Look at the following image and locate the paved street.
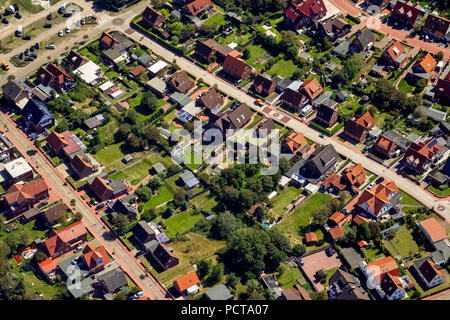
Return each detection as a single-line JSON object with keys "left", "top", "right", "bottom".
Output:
{"left": 118, "top": 24, "right": 450, "bottom": 221}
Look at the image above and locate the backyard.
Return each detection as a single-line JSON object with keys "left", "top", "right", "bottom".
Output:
{"left": 267, "top": 59, "right": 298, "bottom": 78}
{"left": 153, "top": 210, "right": 205, "bottom": 238}
{"left": 270, "top": 186, "right": 303, "bottom": 216}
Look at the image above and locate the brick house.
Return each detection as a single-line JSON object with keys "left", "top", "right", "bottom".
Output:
{"left": 284, "top": 0, "right": 327, "bottom": 29}
{"left": 343, "top": 112, "right": 375, "bottom": 143}
{"left": 142, "top": 6, "right": 166, "bottom": 27}
{"left": 222, "top": 54, "right": 252, "bottom": 80}
{"left": 402, "top": 138, "right": 443, "bottom": 174}
{"left": 381, "top": 41, "right": 408, "bottom": 68}
{"left": 253, "top": 74, "right": 277, "bottom": 96}
{"left": 315, "top": 104, "right": 338, "bottom": 128}
{"left": 423, "top": 14, "right": 450, "bottom": 42}
{"left": 36, "top": 63, "right": 74, "bottom": 92}
{"left": 3, "top": 178, "right": 49, "bottom": 217}
{"left": 195, "top": 39, "right": 233, "bottom": 63}
{"left": 43, "top": 221, "right": 88, "bottom": 258}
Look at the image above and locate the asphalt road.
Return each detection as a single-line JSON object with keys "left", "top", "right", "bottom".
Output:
{"left": 119, "top": 24, "right": 450, "bottom": 221}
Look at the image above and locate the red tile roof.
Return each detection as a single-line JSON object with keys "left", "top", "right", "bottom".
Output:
{"left": 186, "top": 0, "right": 213, "bottom": 16}
{"left": 423, "top": 14, "right": 450, "bottom": 38}
{"left": 366, "top": 256, "right": 400, "bottom": 284}
{"left": 174, "top": 271, "right": 200, "bottom": 292}
{"left": 38, "top": 258, "right": 58, "bottom": 273}
{"left": 380, "top": 272, "right": 404, "bottom": 297}
{"left": 329, "top": 211, "right": 345, "bottom": 225}
{"left": 100, "top": 32, "right": 119, "bottom": 49}
{"left": 89, "top": 177, "right": 113, "bottom": 200}
{"left": 47, "top": 131, "right": 81, "bottom": 156}
{"left": 299, "top": 78, "right": 324, "bottom": 100}
{"left": 415, "top": 53, "right": 437, "bottom": 74}
{"left": 403, "top": 138, "right": 442, "bottom": 172}
{"left": 129, "top": 65, "right": 146, "bottom": 77}
{"left": 4, "top": 178, "right": 49, "bottom": 207}
{"left": 284, "top": 131, "right": 309, "bottom": 154}
{"left": 353, "top": 214, "right": 370, "bottom": 225}
{"left": 392, "top": 1, "right": 423, "bottom": 25}
{"left": 419, "top": 218, "right": 448, "bottom": 243}
{"left": 223, "top": 54, "right": 252, "bottom": 80}
{"left": 384, "top": 41, "right": 405, "bottom": 62}
{"left": 322, "top": 173, "right": 347, "bottom": 191}
{"left": 357, "top": 180, "right": 399, "bottom": 218}
{"left": 305, "top": 232, "right": 318, "bottom": 243}
{"left": 82, "top": 244, "right": 110, "bottom": 271}
{"left": 44, "top": 221, "right": 87, "bottom": 257}
{"left": 342, "top": 163, "right": 366, "bottom": 187}
{"left": 329, "top": 226, "right": 345, "bottom": 240}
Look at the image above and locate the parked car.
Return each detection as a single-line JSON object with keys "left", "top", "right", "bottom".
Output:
{"left": 58, "top": 30, "right": 63, "bottom": 37}
{"left": 24, "top": 49, "right": 29, "bottom": 56}
{"left": 44, "top": 23, "right": 52, "bottom": 28}
{"left": 22, "top": 35, "right": 30, "bottom": 40}
{"left": 65, "top": 26, "right": 70, "bottom": 33}
{"left": 80, "top": 18, "right": 85, "bottom": 25}
{"left": 29, "top": 46, "right": 34, "bottom": 52}
{"left": 15, "top": 12, "right": 21, "bottom": 19}
{"left": 25, "top": 56, "right": 34, "bottom": 61}
{"left": 297, "top": 258, "right": 304, "bottom": 266}
{"left": 96, "top": 203, "right": 105, "bottom": 210}
{"left": 2, "top": 18, "right": 9, "bottom": 24}
{"left": 132, "top": 292, "right": 144, "bottom": 299}
{"left": 46, "top": 44, "right": 56, "bottom": 49}
{"left": 34, "top": 43, "right": 39, "bottom": 49}
{"left": 30, "top": 53, "right": 37, "bottom": 59}
{"left": 19, "top": 52, "right": 23, "bottom": 59}
{"left": 375, "top": 177, "right": 385, "bottom": 184}
{"left": 63, "top": 12, "right": 72, "bottom": 18}
{"left": 47, "top": 13, "right": 53, "bottom": 20}
{"left": 38, "top": 201, "right": 48, "bottom": 207}
{"left": 368, "top": 181, "right": 375, "bottom": 189}
{"left": 73, "top": 246, "right": 83, "bottom": 253}
{"left": 326, "top": 247, "right": 334, "bottom": 257}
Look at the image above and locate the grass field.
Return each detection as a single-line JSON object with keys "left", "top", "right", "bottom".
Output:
{"left": 362, "top": 246, "right": 385, "bottom": 263}
{"left": 267, "top": 59, "right": 298, "bottom": 78}
{"left": 189, "top": 191, "right": 218, "bottom": 212}
{"left": 399, "top": 190, "right": 423, "bottom": 206}
{"left": 277, "top": 266, "right": 303, "bottom": 289}
{"left": 398, "top": 79, "right": 414, "bottom": 93}
{"left": 142, "top": 184, "right": 174, "bottom": 210}
{"left": 427, "top": 184, "right": 450, "bottom": 197}
{"left": 204, "top": 12, "right": 227, "bottom": 28}
{"left": 271, "top": 186, "right": 303, "bottom": 216}
{"left": 143, "top": 232, "right": 225, "bottom": 285}
{"left": 388, "top": 227, "right": 422, "bottom": 258}
{"left": 154, "top": 210, "right": 205, "bottom": 238}
{"left": 277, "top": 193, "right": 331, "bottom": 243}
{"left": 244, "top": 45, "right": 267, "bottom": 67}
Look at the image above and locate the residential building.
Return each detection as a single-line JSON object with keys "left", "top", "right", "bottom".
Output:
{"left": 3, "top": 178, "right": 49, "bottom": 217}
{"left": 0, "top": 134, "right": 14, "bottom": 163}
{"left": 253, "top": 74, "right": 277, "bottom": 96}
{"left": 148, "top": 60, "right": 168, "bottom": 77}
{"left": 2, "top": 80, "right": 31, "bottom": 106}
{"left": 70, "top": 153, "right": 94, "bottom": 179}
{"left": 305, "top": 232, "right": 318, "bottom": 245}
{"left": 88, "top": 176, "right": 128, "bottom": 201}
{"left": 281, "top": 285, "right": 311, "bottom": 300}
{"left": 413, "top": 258, "right": 445, "bottom": 288}
{"left": 356, "top": 180, "right": 401, "bottom": 219}
{"left": 173, "top": 271, "right": 201, "bottom": 296}
{"left": 21, "top": 99, "right": 55, "bottom": 131}
{"left": 328, "top": 226, "right": 345, "bottom": 241}
{"left": 195, "top": 39, "right": 233, "bottom": 62}
{"left": 328, "top": 268, "right": 370, "bottom": 300}
{"left": 128, "top": 65, "right": 146, "bottom": 79}
{"left": 222, "top": 54, "right": 252, "bottom": 80}
{"left": 36, "top": 63, "right": 74, "bottom": 91}
{"left": 328, "top": 211, "right": 345, "bottom": 227}
{"left": 43, "top": 221, "right": 88, "bottom": 258}
{"left": 434, "top": 69, "right": 450, "bottom": 103}
{"left": 282, "top": 131, "right": 311, "bottom": 157}
{"left": 47, "top": 130, "right": 83, "bottom": 158}
{"left": 146, "top": 240, "right": 179, "bottom": 271}
{"left": 183, "top": 0, "right": 213, "bottom": 16}
{"left": 101, "top": 33, "right": 133, "bottom": 65}
{"left": 178, "top": 171, "right": 200, "bottom": 189}
{"left": 373, "top": 130, "right": 412, "bottom": 158}
{"left": 142, "top": 6, "right": 166, "bottom": 27}
{"left": 133, "top": 220, "right": 156, "bottom": 247}
{"left": 99, "top": 32, "right": 120, "bottom": 50}
{"left": 406, "top": 53, "right": 437, "bottom": 83}
{"left": 206, "top": 102, "right": 253, "bottom": 137}
{"left": 419, "top": 218, "right": 448, "bottom": 244}
{"left": 390, "top": 1, "right": 424, "bottom": 28}
{"left": 146, "top": 77, "right": 167, "bottom": 98}
{"left": 381, "top": 41, "right": 408, "bottom": 68}
{"left": 315, "top": 104, "right": 338, "bottom": 128}
{"left": 343, "top": 112, "right": 375, "bottom": 143}
{"left": 66, "top": 50, "right": 87, "bottom": 69}
{"left": 96, "top": 267, "right": 128, "bottom": 294}
{"left": 38, "top": 258, "right": 58, "bottom": 282}
{"left": 3, "top": 157, "right": 33, "bottom": 183}
{"left": 85, "top": 114, "right": 104, "bottom": 130}
{"left": 316, "top": 14, "right": 351, "bottom": 41}
{"left": 299, "top": 78, "right": 323, "bottom": 100}
{"left": 351, "top": 29, "right": 375, "bottom": 52}
{"left": 284, "top": 0, "right": 327, "bottom": 29}
{"left": 40, "top": 203, "right": 66, "bottom": 227}
{"left": 363, "top": 0, "right": 391, "bottom": 11}
{"left": 422, "top": 14, "right": 450, "bottom": 42}
{"left": 204, "top": 284, "right": 234, "bottom": 300}
{"left": 402, "top": 138, "right": 443, "bottom": 174}
{"left": 197, "top": 89, "right": 223, "bottom": 116}
{"left": 380, "top": 272, "right": 406, "bottom": 300}
{"left": 342, "top": 163, "right": 366, "bottom": 190}
{"left": 166, "top": 71, "right": 195, "bottom": 93}
{"left": 108, "top": 197, "right": 137, "bottom": 220}
{"left": 302, "top": 144, "right": 338, "bottom": 182}
{"left": 281, "top": 88, "right": 307, "bottom": 112}
{"left": 81, "top": 244, "right": 111, "bottom": 274}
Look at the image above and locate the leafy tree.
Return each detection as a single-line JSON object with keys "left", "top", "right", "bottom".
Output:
{"left": 415, "top": 79, "right": 427, "bottom": 93}
{"left": 338, "top": 191, "right": 352, "bottom": 205}
{"left": 280, "top": 30, "right": 300, "bottom": 57}
{"left": 226, "top": 273, "right": 238, "bottom": 289}
{"left": 206, "top": 263, "right": 224, "bottom": 286}
{"left": 141, "top": 208, "right": 157, "bottom": 222}
{"left": 112, "top": 214, "right": 129, "bottom": 229}
{"left": 136, "top": 186, "right": 152, "bottom": 202}
{"left": 0, "top": 242, "right": 11, "bottom": 258}
{"left": 254, "top": 206, "right": 265, "bottom": 222}
{"left": 239, "top": 189, "right": 254, "bottom": 210}
{"left": 436, "top": 51, "right": 444, "bottom": 61}
{"left": 173, "top": 188, "right": 187, "bottom": 207}
{"left": 140, "top": 91, "right": 158, "bottom": 114}
{"left": 147, "top": 177, "right": 161, "bottom": 191}
{"left": 197, "top": 259, "right": 212, "bottom": 279}
{"left": 357, "top": 222, "right": 371, "bottom": 240}
{"left": 168, "top": 21, "right": 184, "bottom": 37}
{"left": 279, "top": 157, "right": 290, "bottom": 175}
{"left": 292, "top": 243, "right": 306, "bottom": 257}
{"left": 311, "top": 290, "right": 328, "bottom": 300}
{"left": 0, "top": 274, "right": 25, "bottom": 300}
{"left": 212, "top": 211, "right": 242, "bottom": 240}
{"left": 151, "top": 0, "right": 166, "bottom": 10}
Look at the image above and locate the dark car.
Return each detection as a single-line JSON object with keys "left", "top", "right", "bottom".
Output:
{"left": 15, "top": 12, "right": 21, "bottom": 19}
{"left": 30, "top": 53, "right": 37, "bottom": 59}
{"left": 34, "top": 43, "right": 39, "bottom": 49}
{"left": 375, "top": 177, "right": 385, "bottom": 184}
{"left": 58, "top": 7, "right": 65, "bottom": 14}
{"left": 47, "top": 13, "right": 53, "bottom": 20}
{"left": 44, "top": 23, "right": 52, "bottom": 28}
{"left": 325, "top": 247, "right": 334, "bottom": 257}
{"left": 24, "top": 49, "right": 29, "bottom": 56}
{"left": 63, "top": 12, "right": 72, "bottom": 17}
{"left": 2, "top": 18, "right": 9, "bottom": 24}
{"left": 22, "top": 35, "right": 30, "bottom": 40}
{"left": 24, "top": 57, "right": 33, "bottom": 61}
{"left": 30, "top": 46, "right": 35, "bottom": 52}
{"left": 96, "top": 203, "right": 106, "bottom": 210}
{"left": 19, "top": 52, "right": 23, "bottom": 59}
{"left": 38, "top": 201, "right": 48, "bottom": 208}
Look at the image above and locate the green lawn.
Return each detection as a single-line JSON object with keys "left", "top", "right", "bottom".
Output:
{"left": 94, "top": 142, "right": 127, "bottom": 166}
{"left": 323, "top": 267, "right": 339, "bottom": 288}
{"left": 184, "top": 150, "right": 203, "bottom": 171}
{"left": 389, "top": 227, "right": 422, "bottom": 258}
{"left": 277, "top": 193, "right": 332, "bottom": 243}
{"left": 216, "top": 31, "right": 252, "bottom": 47}
{"left": 189, "top": 191, "right": 218, "bottom": 212}
{"left": 362, "top": 246, "right": 385, "bottom": 263}
{"left": 398, "top": 79, "right": 414, "bottom": 93}
{"left": 142, "top": 184, "right": 174, "bottom": 210}
{"left": 277, "top": 266, "right": 303, "bottom": 289}
{"left": 399, "top": 190, "right": 423, "bottom": 206}
{"left": 154, "top": 210, "right": 205, "bottom": 238}
{"left": 267, "top": 59, "right": 298, "bottom": 78}
{"left": 204, "top": 12, "right": 227, "bottom": 28}
{"left": 245, "top": 45, "right": 267, "bottom": 67}
{"left": 271, "top": 186, "right": 303, "bottom": 216}
{"left": 427, "top": 184, "right": 450, "bottom": 197}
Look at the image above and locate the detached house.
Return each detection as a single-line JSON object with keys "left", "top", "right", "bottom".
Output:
{"left": 329, "top": 268, "right": 370, "bottom": 300}
{"left": 418, "top": 217, "right": 450, "bottom": 268}
{"left": 222, "top": 54, "right": 252, "bottom": 80}
{"left": 173, "top": 271, "right": 201, "bottom": 296}
{"left": 4, "top": 178, "right": 49, "bottom": 217}
{"left": 380, "top": 273, "right": 407, "bottom": 300}
{"left": 81, "top": 244, "right": 111, "bottom": 274}
{"left": 281, "top": 88, "right": 307, "bottom": 112}
{"left": 99, "top": 32, "right": 120, "bottom": 50}
{"left": 284, "top": 0, "right": 327, "bottom": 30}
{"left": 343, "top": 112, "right": 375, "bottom": 143}
{"left": 315, "top": 104, "right": 338, "bottom": 128}
{"left": 373, "top": 130, "right": 412, "bottom": 158}
{"left": 356, "top": 180, "right": 401, "bottom": 219}
{"left": 302, "top": 144, "right": 338, "bottom": 182}
{"left": 3, "top": 81, "right": 31, "bottom": 107}
{"left": 21, "top": 99, "right": 55, "bottom": 131}
{"left": 197, "top": 89, "right": 223, "bottom": 116}
{"left": 316, "top": 15, "right": 351, "bottom": 41}
{"left": 70, "top": 153, "right": 94, "bottom": 179}
{"left": 406, "top": 52, "right": 437, "bottom": 83}
{"left": 282, "top": 131, "right": 311, "bottom": 157}
{"left": 299, "top": 78, "right": 323, "bottom": 101}
{"left": 43, "top": 221, "right": 87, "bottom": 258}
{"left": 147, "top": 240, "right": 179, "bottom": 271}
{"left": 402, "top": 138, "right": 443, "bottom": 174}
{"left": 434, "top": 69, "right": 450, "bottom": 103}
{"left": 206, "top": 102, "right": 253, "bottom": 138}
{"left": 253, "top": 74, "right": 277, "bottom": 96}
{"left": 351, "top": 29, "right": 375, "bottom": 52}
{"left": 36, "top": 63, "right": 74, "bottom": 92}
{"left": 47, "top": 130, "right": 82, "bottom": 158}
{"left": 195, "top": 39, "right": 233, "bottom": 63}
{"left": 381, "top": 41, "right": 408, "bottom": 68}
{"left": 323, "top": 163, "right": 366, "bottom": 194}
{"left": 423, "top": 14, "right": 450, "bottom": 42}
{"left": 390, "top": 1, "right": 424, "bottom": 29}
{"left": 166, "top": 71, "right": 195, "bottom": 93}
{"left": 142, "top": 6, "right": 166, "bottom": 27}
{"left": 88, "top": 176, "right": 128, "bottom": 202}
{"left": 413, "top": 258, "right": 445, "bottom": 288}
{"left": 133, "top": 220, "right": 156, "bottom": 247}
{"left": 183, "top": 0, "right": 213, "bottom": 16}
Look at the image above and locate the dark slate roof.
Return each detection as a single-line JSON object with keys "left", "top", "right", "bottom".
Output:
{"left": 97, "top": 268, "right": 128, "bottom": 293}
{"left": 316, "top": 104, "right": 337, "bottom": 122}
{"left": 307, "top": 144, "right": 338, "bottom": 174}
{"left": 21, "top": 99, "right": 55, "bottom": 127}
{"left": 111, "top": 198, "right": 137, "bottom": 216}
{"left": 380, "top": 130, "right": 412, "bottom": 151}
{"left": 354, "top": 29, "right": 375, "bottom": 48}
{"left": 285, "top": 157, "right": 306, "bottom": 178}
{"left": 133, "top": 220, "right": 155, "bottom": 244}
{"left": 204, "top": 284, "right": 234, "bottom": 300}
{"left": 3, "top": 81, "right": 30, "bottom": 100}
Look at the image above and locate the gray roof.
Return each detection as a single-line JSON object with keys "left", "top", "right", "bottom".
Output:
{"left": 179, "top": 170, "right": 199, "bottom": 188}
{"left": 336, "top": 90, "right": 349, "bottom": 101}
{"left": 68, "top": 277, "right": 94, "bottom": 299}
{"left": 152, "top": 162, "right": 166, "bottom": 174}
{"left": 97, "top": 268, "right": 128, "bottom": 293}
{"left": 305, "top": 144, "right": 338, "bottom": 176}
{"left": 333, "top": 40, "right": 350, "bottom": 56}
{"left": 426, "top": 107, "right": 447, "bottom": 122}
{"left": 110, "top": 179, "right": 128, "bottom": 194}
{"left": 380, "top": 130, "right": 412, "bottom": 151}
{"left": 204, "top": 284, "right": 234, "bottom": 300}
{"left": 433, "top": 239, "right": 450, "bottom": 261}
{"left": 354, "top": 29, "right": 375, "bottom": 49}
{"left": 138, "top": 53, "right": 154, "bottom": 66}
{"left": 312, "top": 91, "right": 333, "bottom": 106}
{"left": 326, "top": 62, "right": 338, "bottom": 72}
{"left": 146, "top": 77, "right": 167, "bottom": 94}
{"left": 169, "top": 92, "right": 193, "bottom": 107}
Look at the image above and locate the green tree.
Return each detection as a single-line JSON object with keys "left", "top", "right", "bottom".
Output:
{"left": 136, "top": 186, "right": 153, "bottom": 202}
{"left": 206, "top": 263, "right": 224, "bottom": 286}
{"left": 173, "top": 188, "right": 187, "bottom": 207}
{"left": 254, "top": 206, "right": 265, "bottom": 222}
{"left": 197, "top": 259, "right": 212, "bottom": 280}
{"left": 292, "top": 243, "right": 306, "bottom": 257}
{"left": 226, "top": 273, "right": 238, "bottom": 289}
{"left": 357, "top": 222, "right": 371, "bottom": 240}
{"left": 112, "top": 214, "right": 129, "bottom": 229}
{"left": 168, "top": 21, "right": 184, "bottom": 37}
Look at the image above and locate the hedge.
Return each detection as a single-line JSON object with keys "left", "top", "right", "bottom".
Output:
{"left": 346, "top": 14, "right": 360, "bottom": 24}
